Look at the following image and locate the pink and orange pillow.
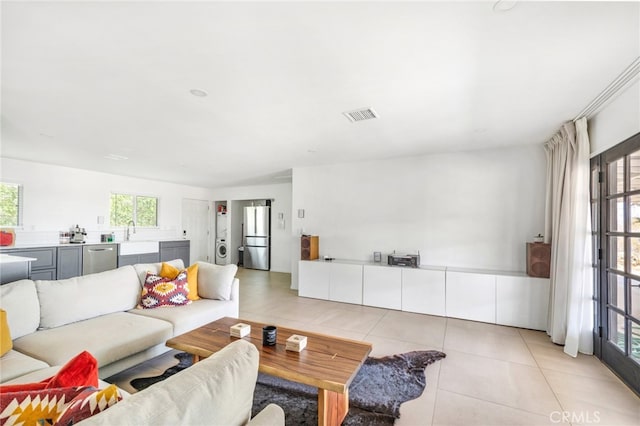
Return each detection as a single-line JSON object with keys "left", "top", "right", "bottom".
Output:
{"left": 137, "top": 270, "right": 191, "bottom": 309}
{"left": 159, "top": 262, "right": 199, "bottom": 300}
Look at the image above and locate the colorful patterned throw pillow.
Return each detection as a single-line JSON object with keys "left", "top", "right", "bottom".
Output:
{"left": 137, "top": 271, "right": 191, "bottom": 309}
{"left": 0, "top": 386, "right": 87, "bottom": 426}
{"left": 55, "top": 384, "right": 122, "bottom": 425}
{"left": 160, "top": 262, "right": 200, "bottom": 301}
{"left": 0, "top": 385, "right": 122, "bottom": 426}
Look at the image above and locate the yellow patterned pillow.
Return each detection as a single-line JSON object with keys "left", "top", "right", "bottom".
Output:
{"left": 1, "top": 309, "right": 12, "bottom": 357}
{"left": 160, "top": 262, "right": 200, "bottom": 300}
{"left": 55, "top": 384, "right": 122, "bottom": 424}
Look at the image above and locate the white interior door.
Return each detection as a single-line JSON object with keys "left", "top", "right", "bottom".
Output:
{"left": 182, "top": 198, "right": 210, "bottom": 262}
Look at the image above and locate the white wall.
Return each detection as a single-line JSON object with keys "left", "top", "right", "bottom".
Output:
{"left": 291, "top": 144, "right": 546, "bottom": 288}
{"left": 0, "top": 158, "right": 212, "bottom": 245}
{"left": 590, "top": 79, "right": 640, "bottom": 156}
{"left": 211, "top": 183, "right": 292, "bottom": 274}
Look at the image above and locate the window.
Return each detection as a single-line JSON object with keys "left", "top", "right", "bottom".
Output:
{"left": 0, "top": 182, "right": 23, "bottom": 227}
{"left": 110, "top": 193, "right": 158, "bottom": 227}
{"left": 593, "top": 131, "right": 640, "bottom": 395}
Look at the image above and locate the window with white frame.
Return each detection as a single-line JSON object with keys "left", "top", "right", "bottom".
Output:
{"left": 0, "top": 182, "right": 23, "bottom": 227}
{"left": 110, "top": 193, "right": 158, "bottom": 227}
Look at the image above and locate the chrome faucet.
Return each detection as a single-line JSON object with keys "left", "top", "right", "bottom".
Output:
{"left": 125, "top": 220, "right": 136, "bottom": 241}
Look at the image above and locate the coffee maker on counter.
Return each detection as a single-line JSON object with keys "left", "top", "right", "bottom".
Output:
{"left": 70, "top": 224, "right": 86, "bottom": 244}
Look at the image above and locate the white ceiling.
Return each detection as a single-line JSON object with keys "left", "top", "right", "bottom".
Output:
{"left": 1, "top": 1, "right": 639, "bottom": 188}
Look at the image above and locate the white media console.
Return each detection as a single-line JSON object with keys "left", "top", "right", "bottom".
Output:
{"left": 298, "top": 259, "right": 550, "bottom": 331}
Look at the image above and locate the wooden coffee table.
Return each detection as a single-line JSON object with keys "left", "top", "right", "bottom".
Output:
{"left": 166, "top": 317, "right": 372, "bottom": 426}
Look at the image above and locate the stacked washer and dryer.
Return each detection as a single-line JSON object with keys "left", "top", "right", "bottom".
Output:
{"left": 215, "top": 209, "right": 228, "bottom": 265}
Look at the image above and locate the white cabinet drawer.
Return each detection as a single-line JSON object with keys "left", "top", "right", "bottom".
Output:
{"left": 363, "top": 265, "right": 402, "bottom": 310}
{"left": 329, "top": 263, "right": 363, "bottom": 304}
{"left": 298, "top": 261, "right": 330, "bottom": 300}
{"left": 496, "top": 276, "right": 549, "bottom": 330}
{"left": 402, "top": 268, "right": 446, "bottom": 316}
{"left": 446, "top": 271, "right": 496, "bottom": 323}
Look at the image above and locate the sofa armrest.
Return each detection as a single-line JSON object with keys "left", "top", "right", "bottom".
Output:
{"left": 231, "top": 277, "right": 239, "bottom": 302}
{"left": 249, "top": 404, "right": 285, "bottom": 425}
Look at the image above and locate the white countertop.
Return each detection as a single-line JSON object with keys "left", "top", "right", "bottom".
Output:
{"left": 0, "top": 254, "right": 37, "bottom": 264}
{"left": 306, "top": 258, "right": 529, "bottom": 276}
{"left": 0, "top": 239, "right": 187, "bottom": 250}
{"left": 310, "top": 258, "right": 447, "bottom": 271}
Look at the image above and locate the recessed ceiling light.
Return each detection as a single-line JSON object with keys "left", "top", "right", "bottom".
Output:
{"left": 343, "top": 107, "right": 378, "bottom": 123}
{"left": 493, "top": 1, "right": 518, "bottom": 13}
{"left": 189, "top": 89, "right": 208, "bottom": 97}
{"left": 104, "top": 154, "right": 129, "bottom": 161}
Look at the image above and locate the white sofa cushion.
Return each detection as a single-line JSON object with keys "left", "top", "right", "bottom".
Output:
{"left": 35, "top": 266, "right": 140, "bottom": 329}
{"left": 0, "top": 349, "right": 49, "bottom": 383}
{"left": 196, "top": 262, "right": 237, "bottom": 300}
{"left": 78, "top": 340, "right": 260, "bottom": 426}
{"left": 13, "top": 312, "right": 173, "bottom": 367}
{"left": 128, "top": 298, "right": 238, "bottom": 336}
{"left": 0, "top": 279, "right": 40, "bottom": 339}
{"left": 133, "top": 259, "right": 184, "bottom": 286}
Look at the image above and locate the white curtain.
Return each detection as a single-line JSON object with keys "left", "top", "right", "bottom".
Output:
{"left": 544, "top": 117, "right": 594, "bottom": 357}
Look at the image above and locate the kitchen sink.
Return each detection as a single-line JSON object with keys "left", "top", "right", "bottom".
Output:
{"left": 119, "top": 240, "right": 159, "bottom": 255}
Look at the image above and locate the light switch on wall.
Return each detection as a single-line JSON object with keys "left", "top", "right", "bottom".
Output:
{"left": 298, "top": 209, "right": 305, "bottom": 218}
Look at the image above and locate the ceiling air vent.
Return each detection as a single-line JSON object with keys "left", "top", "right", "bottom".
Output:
{"left": 343, "top": 107, "right": 378, "bottom": 123}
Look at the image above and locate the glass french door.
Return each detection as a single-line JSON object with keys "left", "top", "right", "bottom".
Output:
{"left": 594, "top": 131, "right": 640, "bottom": 395}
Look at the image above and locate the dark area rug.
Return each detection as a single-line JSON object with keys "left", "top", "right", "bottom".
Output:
{"left": 131, "top": 350, "right": 446, "bottom": 425}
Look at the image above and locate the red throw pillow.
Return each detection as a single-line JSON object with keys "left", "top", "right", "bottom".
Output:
{"left": 0, "top": 351, "right": 98, "bottom": 393}
{"left": 47, "top": 350, "right": 99, "bottom": 389}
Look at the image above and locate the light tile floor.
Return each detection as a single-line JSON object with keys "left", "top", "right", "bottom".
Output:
{"left": 108, "top": 268, "right": 640, "bottom": 425}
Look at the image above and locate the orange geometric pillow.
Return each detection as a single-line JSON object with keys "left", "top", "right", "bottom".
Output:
{"left": 137, "top": 271, "right": 191, "bottom": 309}
{"left": 0, "top": 385, "right": 122, "bottom": 426}
{"left": 160, "top": 262, "right": 200, "bottom": 300}
{"left": 55, "top": 384, "right": 122, "bottom": 425}
{"left": 0, "top": 386, "right": 87, "bottom": 426}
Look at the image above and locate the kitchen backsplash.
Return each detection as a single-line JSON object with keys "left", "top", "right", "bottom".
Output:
{"left": 11, "top": 227, "right": 183, "bottom": 246}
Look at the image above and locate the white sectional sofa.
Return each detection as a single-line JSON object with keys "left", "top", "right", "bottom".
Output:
{"left": 0, "top": 259, "right": 239, "bottom": 384}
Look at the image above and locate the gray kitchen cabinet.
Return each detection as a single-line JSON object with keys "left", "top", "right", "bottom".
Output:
{"left": 57, "top": 246, "right": 82, "bottom": 279}
{"left": 159, "top": 240, "right": 190, "bottom": 265}
{"left": 118, "top": 253, "right": 160, "bottom": 267}
{"left": 29, "top": 269, "right": 56, "bottom": 280}
{"left": 5, "top": 247, "right": 57, "bottom": 280}
{"left": 139, "top": 253, "right": 160, "bottom": 263}
{"left": 0, "top": 257, "right": 33, "bottom": 284}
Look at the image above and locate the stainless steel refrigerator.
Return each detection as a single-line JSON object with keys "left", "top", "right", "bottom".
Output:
{"left": 243, "top": 205, "right": 270, "bottom": 270}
